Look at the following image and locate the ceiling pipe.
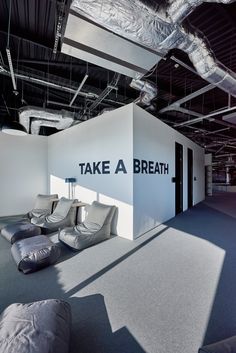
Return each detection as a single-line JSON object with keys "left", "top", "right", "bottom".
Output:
{"left": 171, "top": 106, "right": 203, "bottom": 118}
{"left": 47, "top": 100, "right": 83, "bottom": 110}
{"left": 159, "top": 84, "right": 215, "bottom": 114}
{"left": 204, "top": 127, "right": 230, "bottom": 135}
{"left": 174, "top": 106, "right": 236, "bottom": 127}
{"left": 215, "top": 153, "right": 236, "bottom": 158}
{"left": 0, "top": 66, "right": 125, "bottom": 107}
{"left": 205, "top": 142, "right": 229, "bottom": 148}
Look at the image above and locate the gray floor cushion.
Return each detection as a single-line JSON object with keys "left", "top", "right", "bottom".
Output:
{"left": 0, "top": 299, "right": 71, "bottom": 353}
{"left": 1, "top": 221, "right": 41, "bottom": 244}
{"left": 11, "top": 235, "right": 61, "bottom": 274}
{"left": 199, "top": 336, "right": 236, "bottom": 353}
{"left": 59, "top": 201, "right": 116, "bottom": 250}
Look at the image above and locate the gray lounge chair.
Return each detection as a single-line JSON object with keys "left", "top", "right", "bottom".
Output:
{"left": 59, "top": 201, "right": 116, "bottom": 250}
{"left": 27, "top": 193, "right": 58, "bottom": 219}
{"left": 1, "top": 194, "right": 58, "bottom": 242}
{"left": 31, "top": 197, "right": 77, "bottom": 234}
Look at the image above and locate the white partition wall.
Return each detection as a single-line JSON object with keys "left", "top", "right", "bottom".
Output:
{"left": 0, "top": 104, "right": 204, "bottom": 238}
{"left": 133, "top": 105, "right": 205, "bottom": 238}
{"left": 48, "top": 103, "right": 205, "bottom": 240}
{"left": 0, "top": 133, "right": 48, "bottom": 216}
{"left": 48, "top": 104, "right": 134, "bottom": 239}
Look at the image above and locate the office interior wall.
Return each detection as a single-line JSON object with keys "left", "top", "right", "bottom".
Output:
{"left": 0, "top": 133, "right": 48, "bottom": 216}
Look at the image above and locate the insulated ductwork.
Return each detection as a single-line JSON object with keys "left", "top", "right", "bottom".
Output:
{"left": 19, "top": 106, "right": 74, "bottom": 135}
{"left": 99, "top": 107, "right": 115, "bottom": 115}
{"left": 130, "top": 79, "right": 157, "bottom": 107}
{"left": 71, "top": 0, "right": 236, "bottom": 97}
{"left": 167, "top": 0, "right": 235, "bottom": 23}
{"left": 70, "top": 0, "right": 173, "bottom": 56}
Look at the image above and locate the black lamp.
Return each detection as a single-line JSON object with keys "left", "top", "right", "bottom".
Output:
{"left": 65, "top": 178, "right": 77, "bottom": 183}
{"left": 1, "top": 120, "right": 27, "bottom": 136}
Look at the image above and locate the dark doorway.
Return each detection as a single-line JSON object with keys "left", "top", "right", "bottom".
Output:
{"left": 188, "top": 148, "right": 193, "bottom": 208}
{"left": 175, "top": 142, "right": 183, "bottom": 215}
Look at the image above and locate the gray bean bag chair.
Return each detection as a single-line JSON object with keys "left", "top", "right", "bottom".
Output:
{"left": 199, "top": 336, "right": 236, "bottom": 353}
{"left": 0, "top": 194, "right": 58, "bottom": 233}
{"left": 11, "top": 235, "right": 61, "bottom": 274}
{"left": 1, "top": 221, "right": 41, "bottom": 244}
{"left": 0, "top": 299, "right": 71, "bottom": 353}
{"left": 31, "top": 197, "right": 77, "bottom": 234}
{"left": 59, "top": 201, "right": 116, "bottom": 250}
{"left": 27, "top": 193, "right": 58, "bottom": 219}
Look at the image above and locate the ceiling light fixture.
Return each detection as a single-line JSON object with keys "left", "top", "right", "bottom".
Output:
{"left": 6, "top": 0, "right": 17, "bottom": 95}
{"left": 69, "top": 73, "right": 89, "bottom": 106}
{"left": 6, "top": 47, "right": 17, "bottom": 93}
{"left": 1, "top": 0, "right": 27, "bottom": 136}
{"left": 1, "top": 120, "right": 27, "bottom": 136}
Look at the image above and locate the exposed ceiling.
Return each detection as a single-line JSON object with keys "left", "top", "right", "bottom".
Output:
{"left": 0, "top": 0, "right": 236, "bottom": 170}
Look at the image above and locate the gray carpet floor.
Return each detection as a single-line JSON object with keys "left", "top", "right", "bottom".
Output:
{"left": 1, "top": 192, "right": 236, "bottom": 353}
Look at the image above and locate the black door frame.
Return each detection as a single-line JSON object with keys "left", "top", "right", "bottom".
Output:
{"left": 187, "top": 148, "right": 193, "bottom": 208}
{"left": 175, "top": 142, "right": 183, "bottom": 215}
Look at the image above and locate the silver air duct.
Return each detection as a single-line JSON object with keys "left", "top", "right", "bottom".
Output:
{"left": 71, "top": 0, "right": 173, "bottom": 56}
{"left": 130, "top": 79, "right": 157, "bottom": 106}
{"left": 19, "top": 106, "right": 74, "bottom": 135}
{"left": 167, "top": 0, "right": 235, "bottom": 23}
{"left": 71, "top": 0, "right": 236, "bottom": 97}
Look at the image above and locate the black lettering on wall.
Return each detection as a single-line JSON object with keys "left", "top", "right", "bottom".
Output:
{"left": 164, "top": 164, "right": 169, "bottom": 174}
{"left": 134, "top": 159, "right": 141, "bottom": 173}
{"left": 159, "top": 162, "right": 164, "bottom": 174}
{"left": 79, "top": 163, "right": 85, "bottom": 174}
{"left": 85, "top": 163, "right": 92, "bottom": 174}
{"left": 79, "top": 159, "right": 169, "bottom": 175}
{"left": 93, "top": 161, "right": 101, "bottom": 174}
{"left": 155, "top": 162, "right": 160, "bottom": 174}
{"left": 141, "top": 160, "right": 148, "bottom": 174}
{"left": 149, "top": 161, "right": 154, "bottom": 174}
{"left": 102, "top": 161, "right": 110, "bottom": 174}
{"left": 115, "top": 159, "right": 127, "bottom": 174}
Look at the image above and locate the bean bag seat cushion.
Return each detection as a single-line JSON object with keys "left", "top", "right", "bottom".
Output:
{"left": 0, "top": 299, "right": 71, "bottom": 353}
{"left": 11, "top": 235, "right": 61, "bottom": 274}
{"left": 31, "top": 197, "right": 77, "bottom": 234}
{"left": 1, "top": 221, "right": 41, "bottom": 244}
{"left": 59, "top": 201, "right": 116, "bottom": 250}
{"left": 199, "top": 336, "right": 236, "bottom": 352}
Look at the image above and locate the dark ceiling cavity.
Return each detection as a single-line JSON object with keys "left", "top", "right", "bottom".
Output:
{"left": 0, "top": 0, "right": 236, "bottom": 169}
